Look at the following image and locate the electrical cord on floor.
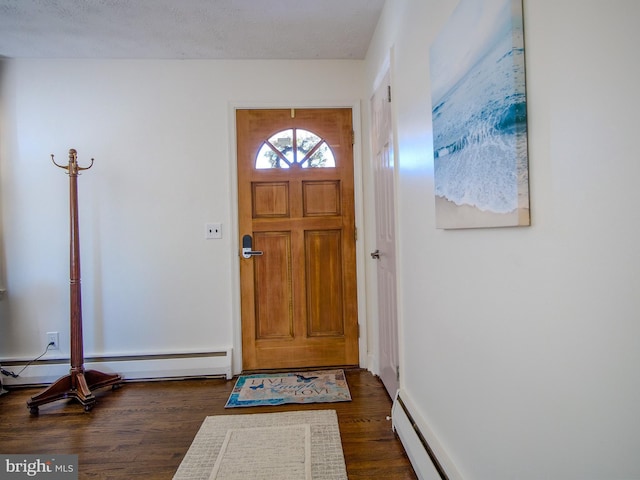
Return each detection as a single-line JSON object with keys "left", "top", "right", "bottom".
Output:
{"left": 0, "top": 342, "right": 55, "bottom": 378}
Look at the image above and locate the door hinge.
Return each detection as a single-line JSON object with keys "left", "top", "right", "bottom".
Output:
{"left": 354, "top": 226, "right": 358, "bottom": 241}
{"left": 396, "top": 365, "right": 400, "bottom": 381}
{"left": 351, "top": 130, "right": 355, "bottom": 145}
{"left": 387, "top": 85, "right": 392, "bottom": 103}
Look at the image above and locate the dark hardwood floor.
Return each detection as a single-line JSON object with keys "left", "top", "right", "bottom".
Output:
{"left": 0, "top": 369, "right": 417, "bottom": 479}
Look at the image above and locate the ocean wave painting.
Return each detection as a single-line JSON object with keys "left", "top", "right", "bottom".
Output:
{"left": 430, "top": 0, "right": 530, "bottom": 229}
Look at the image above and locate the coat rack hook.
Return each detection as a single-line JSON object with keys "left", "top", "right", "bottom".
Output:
{"left": 51, "top": 149, "right": 95, "bottom": 174}
{"left": 51, "top": 153, "right": 67, "bottom": 170}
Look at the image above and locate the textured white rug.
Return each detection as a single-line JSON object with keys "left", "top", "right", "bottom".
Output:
{"left": 173, "top": 410, "right": 348, "bottom": 480}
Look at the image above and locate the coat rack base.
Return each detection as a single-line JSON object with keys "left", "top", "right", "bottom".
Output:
{"left": 27, "top": 369, "right": 123, "bottom": 414}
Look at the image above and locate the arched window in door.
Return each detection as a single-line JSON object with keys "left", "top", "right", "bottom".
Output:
{"left": 256, "top": 128, "right": 336, "bottom": 169}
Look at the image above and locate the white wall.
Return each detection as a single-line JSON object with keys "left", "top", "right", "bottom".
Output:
{"left": 3, "top": 1, "right": 640, "bottom": 476}
{"left": 365, "top": 0, "right": 640, "bottom": 478}
{"left": 0, "top": 59, "right": 366, "bottom": 372}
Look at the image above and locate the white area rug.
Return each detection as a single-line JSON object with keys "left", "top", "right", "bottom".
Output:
{"left": 173, "top": 410, "right": 348, "bottom": 480}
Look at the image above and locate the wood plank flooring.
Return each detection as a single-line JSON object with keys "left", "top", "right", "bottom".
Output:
{"left": 0, "top": 369, "right": 417, "bottom": 479}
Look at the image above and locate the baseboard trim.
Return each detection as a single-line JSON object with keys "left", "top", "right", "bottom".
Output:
{"left": 1, "top": 349, "right": 233, "bottom": 386}
{"left": 392, "top": 391, "right": 462, "bottom": 480}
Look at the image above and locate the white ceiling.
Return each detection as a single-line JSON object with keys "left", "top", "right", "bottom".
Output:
{"left": 0, "top": 0, "right": 386, "bottom": 60}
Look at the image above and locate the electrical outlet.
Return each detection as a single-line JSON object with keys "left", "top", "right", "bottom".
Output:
{"left": 46, "top": 331, "right": 59, "bottom": 350}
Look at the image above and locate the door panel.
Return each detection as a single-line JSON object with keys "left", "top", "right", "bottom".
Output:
{"left": 254, "top": 231, "right": 292, "bottom": 339}
{"left": 237, "top": 108, "right": 358, "bottom": 371}
{"left": 303, "top": 181, "right": 341, "bottom": 216}
{"left": 253, "top": 182, "right": 289, "bottom": 217}
{"left": 305, "top": 229, "right": 344, "bottom": 336}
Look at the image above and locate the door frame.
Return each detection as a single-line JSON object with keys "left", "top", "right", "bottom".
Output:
{"left": 227, "top": 100, "right": 367, "bottom": 374}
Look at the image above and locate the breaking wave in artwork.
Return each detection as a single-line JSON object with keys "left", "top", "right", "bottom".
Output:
{"left": 432, "top": 14, "right": 529, "bottom": 214}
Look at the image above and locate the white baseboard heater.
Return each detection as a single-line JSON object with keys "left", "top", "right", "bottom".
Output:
{"left": 0, "top": 348, "right": 233, "bottom": 387}
{"left": 392, "top": 393, "right": 459, "bottom": 480}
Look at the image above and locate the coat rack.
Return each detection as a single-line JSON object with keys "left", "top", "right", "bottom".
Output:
{"left": 27, "top": 149, "right": 122, "bottom": 414}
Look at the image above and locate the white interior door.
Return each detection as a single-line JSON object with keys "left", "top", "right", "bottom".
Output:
{"left": 371, "top": 70, "right": 399, "bottom": 398}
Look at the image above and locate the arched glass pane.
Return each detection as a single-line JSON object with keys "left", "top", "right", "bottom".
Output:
{"left": 296, "top": 129, "right": 320, "bottom": 158}
{"left": 256, "top": 129, "right": 293, "bottom": 169}
{"left": 255, "top": 128, "right": 335, "bottom": 169}
{"left": 302, "top": 141, "right": 335, "bottom": 168}
{"left": 296, "top": 129, "right": 335, "bottom": 168}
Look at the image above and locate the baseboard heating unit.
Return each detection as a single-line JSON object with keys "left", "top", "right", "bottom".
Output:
{"left": 0, "top": 349, "right": 233, "bottom": 387}
{"left": 392, "top": 393, "right": 460, "bottom": 480}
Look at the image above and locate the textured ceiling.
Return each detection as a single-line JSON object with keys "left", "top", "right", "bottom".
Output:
{"left": 0, "top": 0, "right": 386, "bottom": 60}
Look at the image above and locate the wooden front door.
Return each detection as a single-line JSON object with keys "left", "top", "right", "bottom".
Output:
{"left": 236, "top": 108, "right": 359, "bottom": 371}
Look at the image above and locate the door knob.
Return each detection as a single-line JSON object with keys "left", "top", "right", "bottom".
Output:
{"left": 370, "top": 249, "right": 380, "bottom": 259}
{"left": 242, "top": 234, "right": 264, "bottom": 259}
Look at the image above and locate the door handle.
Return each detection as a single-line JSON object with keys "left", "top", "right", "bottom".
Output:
{"left": 370, "top": 249, "right": 380, "bottom": 259}
{"left": 242, "top": 234, "right": 264, "bottom": 259}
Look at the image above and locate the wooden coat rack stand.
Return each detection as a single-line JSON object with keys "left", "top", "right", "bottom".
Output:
{"left": 27, "top": 149, "right": 122, "bottom": 414}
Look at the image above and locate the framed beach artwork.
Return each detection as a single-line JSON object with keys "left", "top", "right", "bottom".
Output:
{"left": 430, "top": 0, "right": 530, "bottom": 229}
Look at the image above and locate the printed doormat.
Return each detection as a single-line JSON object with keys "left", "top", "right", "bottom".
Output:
{"left": 225, "top": 369, "right": 351, "bottom": 408}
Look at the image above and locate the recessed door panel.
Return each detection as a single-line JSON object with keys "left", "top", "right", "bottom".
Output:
{"left": 254, "top": 232, "right": 292, "bottom": 339}
{"left": 305, "top": 229, "right": 344, "bottom": 337}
